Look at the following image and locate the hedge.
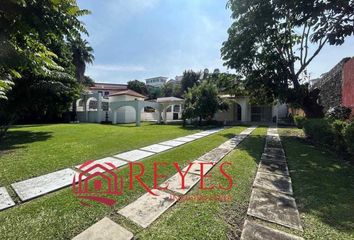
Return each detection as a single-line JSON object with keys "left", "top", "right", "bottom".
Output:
{"left": 303, "top": 118, "right": 354, "bottom": 161}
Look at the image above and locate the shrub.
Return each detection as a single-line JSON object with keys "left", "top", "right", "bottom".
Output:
{"left": 331, "top": 120, "right": 348, "bottom": 152}
{"left": 294, "top": 116, "right": 306, "bottom": 129}
{"left": 303, "top": 119, "right": 334, "bottom": 146}
{"left": 326, "top": 106, "right": 352, "bottom": 120}
{"left": 343, "top": 121, "right": 354, "bottom": 156}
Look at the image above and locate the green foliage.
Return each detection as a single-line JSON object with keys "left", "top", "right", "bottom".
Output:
{"left": 222, "top": 0, "right": 354, "bottom": 117}
{"left": 325, "top": 106, "right": 352, "bottom": 120}
{"left": 343, "top": 122, "right": 354, "bottom": 156}
{"left": 206, "top": 72, "right": 246, "bottom": 96}
{"left": 183, "top": 82, "right": 229, "bottom": 125}
{"left": 0, "top": 0, "right": 90, "bottom": 99}
{"left": 294, "top": 116, "right": 306, "bottom": 129}
{"left": 161, "top": 81, "right": 182, "bottom": 98}
{"left": 127, "top": 80, "right": 148, "bottom": 96}
{"left": 69, "top": 37, "right": 94, "bottom": 83}
{"left": 303, "top": 119, "right": 335, "bottom": 146}
{"left": 303, "top": 118, "right": 354, "bottom": 161}
{"left": 181, "top": 70, "right": 201, "bottom": 93}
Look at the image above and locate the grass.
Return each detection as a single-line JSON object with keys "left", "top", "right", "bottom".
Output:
{"left": 274, "top": 127, "right": 354, "bottom": 240}
{"left": 0, "top": 126, "right": 247, "bottom": 239}
{"left": 0, "top": 122, "right": 205, "bottom": 186}
{"left": 136, "top": 127, "right": 267, "bottom": 239}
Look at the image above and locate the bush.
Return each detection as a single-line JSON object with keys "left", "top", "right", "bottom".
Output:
{"left": 343, "top": 121, "right": 354, "bottom": 156}
{"left": 294, "top": 116, "right": 306, "bottom": 129}
{"left": 326, "top": 106, "right": 352, "bottom": 120}
{"left": 303, "top": 119, "right": 335, "bottom": 146}
{"left": 331, "top": 120, "right": 348, "bottom": 152}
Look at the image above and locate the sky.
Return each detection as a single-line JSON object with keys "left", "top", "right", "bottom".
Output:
{"left": 77, "top": 0, "right": 354, "bottom": 84}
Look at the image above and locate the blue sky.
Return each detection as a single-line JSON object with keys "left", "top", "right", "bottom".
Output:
{"left": 77, "top": 0, "right": 354, "bottom": 84}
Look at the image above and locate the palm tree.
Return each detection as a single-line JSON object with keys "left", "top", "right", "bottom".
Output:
{"left": 69, "top": 38, "right": 94, "bottom": 121}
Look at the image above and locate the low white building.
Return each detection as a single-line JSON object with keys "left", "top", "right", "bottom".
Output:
{"left": 145, "top": 76, "right": 168, "bottom": 87}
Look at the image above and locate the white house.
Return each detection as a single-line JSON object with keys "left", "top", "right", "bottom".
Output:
{"left": 145, "top": 76, "right": 168, "bottom": 87}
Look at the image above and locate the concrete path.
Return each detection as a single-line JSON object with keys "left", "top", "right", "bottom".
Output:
{"left": 241, "top": 127, "right": 303, "bottom": 240}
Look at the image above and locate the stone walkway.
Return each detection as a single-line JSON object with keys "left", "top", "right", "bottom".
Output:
{"left": 241, "top": 127, "right": 303, "bottom": 240}
{"left": 0, "top": 128, "right": 224, "bottom": 211}
{"left": 74, "top": 126, "right": 257, "bottom": 239}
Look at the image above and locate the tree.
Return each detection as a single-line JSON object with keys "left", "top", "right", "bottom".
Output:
{"left": 182, "top": 82, "right": 229, "bottom": 125}
{"left": 0, "top": 0, "right": 90, "bottom": 100}
{"left": 222, "top": 0, "right": 354, "bottom": 117}
{"left": 181, "top": 70, "right": 201, "bottom": 94}
{"left": 69, "top": 38, "right": 94, "bottom": 83}
{"left": 127, "top": 80, "right": 148, "bottom": 95}
{"left": 161, "top": 81, "right": 182, "bottom": 98}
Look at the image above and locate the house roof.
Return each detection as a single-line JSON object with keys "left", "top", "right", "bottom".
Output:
{"left": 89, "top": 83, "right": 128, "bottom": 91}
{"left": 109, "top": 89, "right": 146, "bottom": 99}
{"left": 156, "top": 97, "right": 184, "bottom": 103}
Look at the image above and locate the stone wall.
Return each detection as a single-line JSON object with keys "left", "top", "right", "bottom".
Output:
{"left": 313, "top": 58, "right": 351, "bottom": 112}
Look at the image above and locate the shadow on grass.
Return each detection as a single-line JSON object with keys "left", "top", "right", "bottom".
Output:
{"left": 0, "top": 130, "right": 52, "bottom": 154}
{"left": 281, "top": 135, "right": 354, "bottom": 233}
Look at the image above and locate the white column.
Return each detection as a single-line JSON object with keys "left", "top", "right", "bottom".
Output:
{"left": 135, "top": 101, "right": 141, "bottom": 127}
{"left": 113, "top": 111, "right": 117, "bottom": 124}
{"left": 97, "top": 93, "right": 102, "bottom": 123}
{"left": 163, "top": 107, "right": 167, "bottom": 124}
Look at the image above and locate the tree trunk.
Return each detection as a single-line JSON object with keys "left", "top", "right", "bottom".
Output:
{"left": 302, "top": 89, "right": 324, "bottom": 118}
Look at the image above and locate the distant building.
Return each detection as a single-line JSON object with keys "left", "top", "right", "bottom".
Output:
{"left": 145, "top": 76, "right": 168, "bottom": 87}
{"left": 312, "top": 57, "right": 354, "bottom": 115}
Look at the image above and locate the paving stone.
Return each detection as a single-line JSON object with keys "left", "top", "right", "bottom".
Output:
{"left": 240, "top": 126, "right": 257, "bottom": 135}
{"left": 182, "top": 160, "right": 215, "bottom": 175}
{"left": 219, "top": 137, "right": 244, "bottom": 150}
{"left": 247, "top": 188, "right": 303, "bottom": 231}
{"left": 186, "top": 134, "right": 205, "bottom": 139}
{"left": 261, "top": 153, "right": 286, "bottom": 163}
{"left": 73, "top": 217, "right": 133, "bottom": 240}
{"left": 253, "top": 172, "right": 293, "bottom": 195}
{"left": 264, "top": 147, "right": 285, "bottom": 157}
{"left": 140, "top": 144, "right": 173, "bottom": 153}
{"left": 258, "top": 160, "right": 289, "bottom": 176}
{"left": 159, "top": 140, "right": 186, "bottom": 147}
{"left": 114, "top": 150, "right": 155, "bottom": 162}
{"left": 265, "top": 138, "right": 283, "bottom": 149}
{"left": 11, "top": 168, "right": 82, "bottom": 201}
{"left": 241, "top": 220, "right": 304, "bottom": 240}
{"left": 0, "top": 187, "right": 15, "bottom": 211}
{"left": 194, "top": 132, "right": 211, "bottom": 136}
{"left": 76, "top": 157, "right": 128, "bottom": 174}
{"left": 198, "top": 148, "right": 230, "bottom": 163}
{"left": 160, "top": 172, "right": 200, "bottom": 194}
{"left": 174, "top": 136, "right": 196, "bottom": 142}
{"left": 118, "top": 189, "right": 177, "bottom": 228}
{"left": 266, "top": 135, "right": 281, "bottom": 142}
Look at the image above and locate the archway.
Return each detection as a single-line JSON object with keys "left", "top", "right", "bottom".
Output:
{"left": 236, "top": 103, "right": 242, "bottom": 121}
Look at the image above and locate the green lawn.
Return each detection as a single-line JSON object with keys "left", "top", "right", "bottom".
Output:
{"left": 0, "top": 123, "right": 204, "bottom": 186}
{"left": 277, "top": 127, "right": 354, "bottom": 240}
{"left": 0, "top": 126, "right": 247, "bottom": 239}
{"left": 136, "top": 127, "right": 267, "bottom": 239}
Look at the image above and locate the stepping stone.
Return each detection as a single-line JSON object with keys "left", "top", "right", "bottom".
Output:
{"left": 258, "top": 160, "right": 289, "bottom": 176}
{"left": 219, "top": 137, "right": 244, "bottom": 150}
{"left": 174, "top": 136, "right": 196, "bottom": 143}
{"left": 253, "top": 172, "right": 293, "bottom": 195}
{"left": 0, "top": 187, "right": 15, "bottom": 211}
{"left": 182, "top": 160, "right": 215, "bottom": 175}
{"left": 186, "top": 134, "right": 205, "bottom": 139}
{"left": 241, "top": 126, "right": 257, "bottom": 135}
{"left": 11, "top": 168, "right": 82, "bottom": 201}
{"left": 198, "top": 148, "right": 230, "bottom": 163}
{"left": 247, "top": 188, "right": 303, "bottom": 231}
{"left": 266, "top": 135, "right": 281, "bottom": 142}
{"left": 118, "top": 189, "right": 177, "bottom": 228}
{"left": 261, "top": 153, "right": 286, "bottom": 163}
{"left": 140, "top": 144, "right": 173, "bottom": 153}
{"left": 76, "top": 157, "right": 127, "bottom": 174}
{"left": 73, "top": 217, "right": 133, "bottom": 240}
{"left": 265, "top": 138, "right": 283, "bottom": 149}
{"left": 159, "top": 140, "right": 186, "bottom": 147}
{"left": 160, "top": 172, "right": 200, "bottom": 194}
{"left": 264, "top": 148, "right": 285, "bottom": 157}
{"left": 241, "top": 220, "right": 304, "bottom": 240}
{"left": 114, "top": 150, "right": 155, "bottom": 162}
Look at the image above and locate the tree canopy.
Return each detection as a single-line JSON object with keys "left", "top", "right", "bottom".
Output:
{"left": 222, "top": 0, "right": 354, "bottom": 117}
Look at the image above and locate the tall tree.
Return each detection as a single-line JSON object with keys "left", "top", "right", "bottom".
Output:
{"left": 181, "top": 70, "right": 201, "bottom": 94}
{"left": 69, "top": 38, "right": 94, "bottom": 83}
{"left": 127, "top": 80, "right": 148, "bottom": 95}
{"left": 222, "top": 0, "right": 354, "bottom": 117}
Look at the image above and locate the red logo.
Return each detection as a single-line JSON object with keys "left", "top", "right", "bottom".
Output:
{"left": 72, "top": 160, "right": 123, "bottom": 206}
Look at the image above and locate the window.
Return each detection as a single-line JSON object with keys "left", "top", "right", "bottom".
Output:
{"left": 173, "top": 105, "right": 180, "bottom": 112}
{"left": 104, "top": 91, "right": 109, "bottom": 96}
